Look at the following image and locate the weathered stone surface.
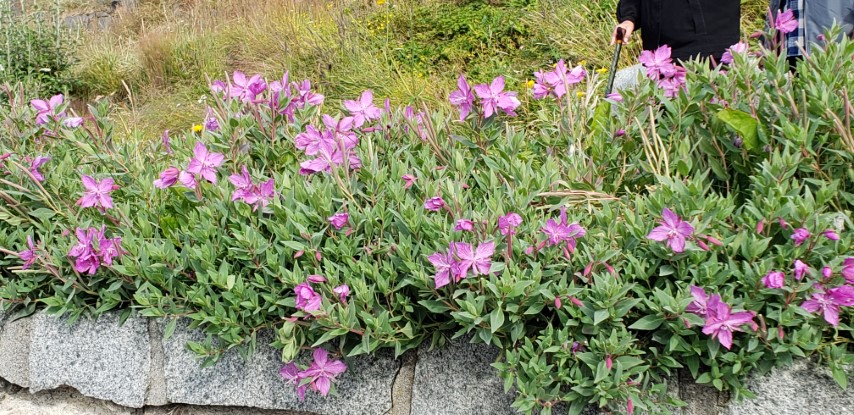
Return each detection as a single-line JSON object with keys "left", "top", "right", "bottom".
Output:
{"left": 723, "top": 360, "right": 854, "bottom": 415}
{"left": 389, "top": 350, "right": 416, "bottom": 415}
{"left": 145, "top": 320, "right": 168, "bottom": 406}
{"left": 162, "top": 319, "right": 397, "bottom": 414}
{"left": 613, "top": 64, "right": 644, "bottom": 92}
{"left": 410, "top": 337, "right": 515, "bottom": 415}
{"left": 0, "top": 315, "right": 33, "bottom": 387}
{"left": 28, "top": 311, "right": 151, "bottom": 408}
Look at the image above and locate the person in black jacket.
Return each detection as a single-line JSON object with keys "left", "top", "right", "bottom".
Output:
{"left": 611, "top": 0, "right": 741, "bottom": 63}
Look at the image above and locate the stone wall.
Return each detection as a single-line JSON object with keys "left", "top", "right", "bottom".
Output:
{"left": 0, "top": 310, "right": 852, "bottom": 415}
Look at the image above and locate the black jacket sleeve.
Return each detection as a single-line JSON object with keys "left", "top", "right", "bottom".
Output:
{"left": 616, "top": 0, "right": 641, "bottom": 25}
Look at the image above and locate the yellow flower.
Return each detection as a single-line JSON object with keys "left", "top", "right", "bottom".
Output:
{"left": 377, "top": 0, "right": 386, "bottom": 5}
{"left": 526, "top": 80, "right": 535, "bottom": 89}
{"left": 576, "top": 91, "right": 586, "bottom": 98}
{"left": 578, "top": 60, "right": 587, "bottom": 66}
{"left": 192, "top": 124, "right": 203, "bottom": 133}
{"left": 596, "top": 68, "right": 608, "bottom": 74}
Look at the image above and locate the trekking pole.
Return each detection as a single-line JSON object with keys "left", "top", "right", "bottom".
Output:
{"left": 605, "top": 27, "right": 625, "bottom": 96}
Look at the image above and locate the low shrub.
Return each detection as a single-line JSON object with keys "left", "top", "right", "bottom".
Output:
{"left": 2, "top": 24, "right": 854, "bottom": 415}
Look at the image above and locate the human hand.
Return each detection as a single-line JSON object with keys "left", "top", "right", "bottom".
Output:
{"left": 611, "top": 21, "right": 635, "bottom": 45}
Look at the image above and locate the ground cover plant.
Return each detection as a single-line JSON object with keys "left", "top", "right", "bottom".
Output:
{"left": 2, "top": 12, "right": 854, "bottom": 415}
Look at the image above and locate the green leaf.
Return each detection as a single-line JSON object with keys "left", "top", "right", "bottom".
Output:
{"left": 593, "top": 309, "right": 609, "bottom": 326}
{"left": 717, "top": 109, "right": 760, "bottom": 150}
{"left": 832, "top": 365, "right": 848, "bottom": 390}
{"left": 419, "top": 300, "right": 451, "bottom": 313}
{"left": 163, "top": 318, "right": 177, "bottom": 341}
{"left": 489, "top": 308, "right": 505, "bottom": 334}
{"left": 628, "top": 315, "right": 664, "bottom": 331}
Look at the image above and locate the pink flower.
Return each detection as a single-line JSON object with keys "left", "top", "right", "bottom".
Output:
{"left": 29, "top": 156, "right": 51, "bottom": 182}
{"left": 762, "top": 271, "right": 785, "bottom": 289}
{"left": 307, "top": 274, "right": 327, "bottom": 283}
{"left": 453, "top": 241, "right": 495, "bottom": 277}
{"left": 449, "top": 75, "right": 475, "bottom": 121}
{"left": 402, "top": 174, "right": 416, "bottom": 189}
{"left": 329, "top": 212, "right": 350, "bottom": 230}
{"left": 473, "top": 76, "right": 520, "bottom": 118}
{"left": 279, "top": 362, "right": 308, "bottom": 401}
{"left": 294, "top": 282, "right": 322, "bottom": 312}
{"left": 531, "top": 70, "right": 552, "bottom": 100}
{"left": 63, "top": 117, "right": 84, "bottom": 128}
{"left": 178, "top": 171, "right": 197, "bottom": 190}
{"left": 161, "top": 130, "right": 172, "bottom": 155}
{"left": 154, "top": 167, "right": 180, "bottom": 189}
{"left": 544, "top": 60, "right": 585, "bottom": 98}
{"left": 822, "top": 266, "right": 833, "bottom": 279}
{"left": 498, "top": 213, "right": 522, "bottom": 236}
{"left": 424, "top": 197, "right": 445, "bottom": 212}
{"left": 541, "top": 207, "right": 586, "bottom": 253}
{"left": 842, "top": 258, "right": 854, "bottom": 283}
{"left": 203, "top": 108, "right": 220, "bottom": 132}
{"left": 721, "top": 42, "right": 749, "bottom": 64}
{"left": 639, "top": 45, "right": 674, "bottom": 79}
{"left": 793, "top": 260, "right": 808, "bottom": 281}
{"left": 294, "top": 79, "right": 325, "bottom": 108}
{"left": 302, "top": 348, "right": 347, "bottom": 397}
{"left": 186, "top": 141, "right": 225, "bottom": 184}
{"left": 76, "top": 175, "right": 116, "bottom": 211}
{"left": 646, "top": 208, "right": 694, "bottom": 253}
{"left": 686, "top": 285, "right": 722, "bottom": 318}
{"left": 822, "top": 230, "right": 840, "bottom": 241}
{"left": 344, "top": 90, "right": 382, "bottom": 128}
{"left": 454, "top": 219, "right": 474, "bottom": 232}
{"left": 333, "top": 284, "right": 350, "bottom": 303}
{"left": 72, "top": 226, "right": 121, "bottom": 267}
{"left": 801, "top": 285, "right": 854, "bottom": 326}
{"left": 31, "top": 94, "right": 65, "bottom": 125}
{"left": 98, "top": 234, "right": 123, "bottom": 267}
{"left": 18, "top": 236, "right": 37, "bottom": 270}
{"left": 775, "top": 9, "right": 799, "bottom": 34}
{"left": 791, "top": 228, "right": 810, "bottom": 246}
{"left": 229, "top": 165, "right": 254, "bottom": 201}
{"left": 428, "top": 246, "right": 457, "bottom": 289}
{"left": 702, "top": 302, "right": 756, "bottom": 349}
{"left": 229, "top": 71, "right": 267, "bottom": 103}
{"left": 605, "top": 92, "right": 623, "bottom": 102}
{"left": 295, "top": 126, "right": 325, "bottom": 156}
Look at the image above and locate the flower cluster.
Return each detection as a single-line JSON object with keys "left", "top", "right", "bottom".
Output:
{"left": 210, "top": 71, "right": 324, "bottom": 122}
{"left": 67, "top": 227, "right": 123, "bottom": 275}
{"left": 295, "top": 115, "right": 362, "bottom": 176}
{"left": 449, "top": 75, "right": 520, "bottom": 120}
{"left": 687, "top": 286, "right": 757, "bottom": 349}
{"left": 428, "top": 241, "right": 495, "bottom": 289}
{"left": 531, "top": 60, "right": 586, "bottom": 100}
{"left": 228, "top": 165, "right": 275, "bottom": 211}
{"left": 154, "top": 141, "right": 225, "bottom": 190}
{"left": 639, "top": 46, "right": 686, "bottom": 98}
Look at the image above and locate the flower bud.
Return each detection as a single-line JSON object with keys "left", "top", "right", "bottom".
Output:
{"left": 756, "top": 219, "right": 765, "bottom": 234}
{"left": 554, "top": 297, "right": 562, "bottom": 309}
{"left": 315, "top": 251, "right": 322, "bottom": 261}
{"left": 605, "top": 355, "right": 613, "bottom": 370}
{"left": 822, "top": 230, "right": 840, "bottom": 241}
{"left": 294, "top": 250, "right": 305, "bottom": 258}
{"left": 822, "top": 266, "right": 833, "bottom": 279}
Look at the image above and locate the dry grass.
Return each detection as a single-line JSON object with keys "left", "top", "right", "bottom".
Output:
{"left": 66, "top": 0, "right": 771, "bottom": 142}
